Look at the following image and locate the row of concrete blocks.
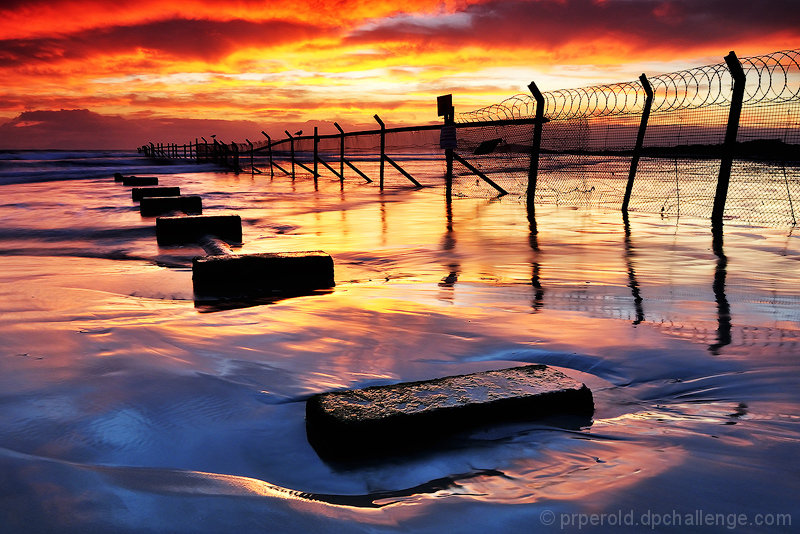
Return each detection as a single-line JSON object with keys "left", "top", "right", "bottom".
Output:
{"left": 113, "top": 172, "right": 335, "bottom": 297}
{"left": 113, "top": 173, "right": 594, "bottom": 462}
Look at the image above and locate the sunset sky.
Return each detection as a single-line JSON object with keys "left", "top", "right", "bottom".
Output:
{"left": 1, "top": 0, "right": 798, "bottom": 149}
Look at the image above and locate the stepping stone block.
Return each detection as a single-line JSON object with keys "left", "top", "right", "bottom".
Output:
{"left": 306, "top": 364, "right": 593, "bottom": 460}
{"left": 156, "top": 215, "right": 242, "bottom": 245}
{"left": 122, "top": 176, "right": 159, "bottom": 186}
{"left": 193, "top": 251, "right": 334, "bottom": 294}
{"left": 140, "top": 195, "right": 202, "bottom": 216}
{"left": 132, "top": 186, "right": 181, "bottom": 201}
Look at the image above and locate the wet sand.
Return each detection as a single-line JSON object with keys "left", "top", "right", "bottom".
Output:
{"left": 1, "top": 167, "right": 799, "bottom": 532}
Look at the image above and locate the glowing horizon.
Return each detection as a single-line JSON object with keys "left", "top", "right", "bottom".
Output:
{"left": 1, "top": 0, "right": 798, "bottom": 148}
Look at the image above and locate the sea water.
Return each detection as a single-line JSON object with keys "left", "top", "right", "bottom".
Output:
{"left": 0, "top": 150, "right": 798, "bottom": 532}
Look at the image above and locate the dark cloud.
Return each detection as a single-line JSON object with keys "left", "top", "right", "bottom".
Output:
{"left": 0, "top": 17, "right": 339, "bottom": 65}
{"left": 0, "top": 108, "right": 401, "bottom": 149}
{"left": 346, "top": 0, "right": 800, "bottom": 55}
{"left": 0, "top": 109, "right": 265, "bottom": 149}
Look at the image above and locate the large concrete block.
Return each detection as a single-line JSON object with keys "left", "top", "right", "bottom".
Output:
{"left": 193, "top": 251, "right": 334, "bottom": 294}
{"left": 140, "top": 195, "right": 202, "bottom": 216}
{"left": 122, "top": 176, "right": 159, "bottom": 186}
{"left": 306, "top": 364, "right": 593, "bottom": 460}
{"left": 132, "top": 186, "right": 181, "bottom": 201}
{"left": 156, "top": 215, "right": 242, "bottom": 245}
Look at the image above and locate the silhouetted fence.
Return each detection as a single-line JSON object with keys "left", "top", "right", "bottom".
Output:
{"left": 142, "top": 48, "right": 800, "bottom": 226}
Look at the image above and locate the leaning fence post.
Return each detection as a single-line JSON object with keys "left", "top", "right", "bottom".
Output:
{"left": 313, "top": 126, "right": 319, "bottom": 187}
{"left": 527, "top": 81, "right": 545, "bottom": 223}
{"left": 334, "top": 122, "right": 345, "bottom": 184}
{"left": 284, "top": 130, "right": 296, "bottom": 180}
{"left": 712, "top": 51, "right": 746, "bottom": 228}
{"left": 374, "top": 114, "right": 386, "bottom": 190}
{"left": 622, "top": 74, "right": 654, "bottom": 213}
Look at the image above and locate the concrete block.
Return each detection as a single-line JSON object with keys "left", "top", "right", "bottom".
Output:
{"left": 306, "top": 364, "right": 593, "bottom": 460}
{"left": 132, "top": 186, "right": 181, "bottom": 201}
{"left": 193, "top": 251, "right": 334, "bottom": 294}
{"left": 140, "top": 195, "right": 202, "bottom": 216}
{"left": 122, "top": 176, "right": 159, "bottom": 186}
{"left": 156, "top": 215, "right": 242, "bottom": 245}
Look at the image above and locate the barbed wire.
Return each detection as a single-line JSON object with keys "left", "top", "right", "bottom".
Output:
{"left": 458, "top": 49, "right": 800, "bottom": 122}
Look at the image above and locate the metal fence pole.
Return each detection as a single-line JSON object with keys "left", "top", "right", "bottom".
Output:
{"left": 438, "top": 94, "right": 455, "bottom": 197}
{"left": 527, "top": 81, "right": 545, "bottom": 225}
{"left": 231, "top": 142, "right": 240, "bottom": 172}
{"left": 284, "top": 130, "right": 295, "bottom": 180}
{"left": 313, "top": 126, "right": 319, "bottom": 187}
{"left": 334, "top": 122, "right": 345, "bottom": 184}
{"left": 712, "top": 51, "right": 746, "bottom": 228}
{"left": 622, "top": 73, "right": 654, "bottom": 213}
{"left": 261, "top": 131, "right": 274, "bottom": 177}
{"left": 374, "top": 114, "right": 386, "bottom": 190}
{"left": 246, "top": 139, "right": 254, "bottom": 174}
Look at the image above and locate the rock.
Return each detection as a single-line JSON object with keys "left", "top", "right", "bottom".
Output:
{"left": 122, "top": 176, "right": 159, "bottom": 186}
{"left": 156, "top": 215, "right": 242, "bottom": 245}
{"left": 140, "top": 195, "right": 202, "bottom": 216}
{"left": 132, "top": 186, "right": 181, "bottom": 201}
{"left": 193, "top": 251, "right": 334, "bottom": 295}
{"left": 306, "top": 364, "right": 593, "bottom": 460}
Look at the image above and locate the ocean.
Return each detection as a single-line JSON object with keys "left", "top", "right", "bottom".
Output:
{"left": 0, "top": 150, "right": 798, "bottom": 532}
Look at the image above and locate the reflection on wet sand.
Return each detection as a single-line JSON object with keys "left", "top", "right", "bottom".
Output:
{"left": 438, "top": 195, "right": 460, "bottom": 298}
{"left": 622, "top": 212, "right": 644, "bottom": 325}
{"left": 1, "top": 170, "right": 799, "bottom": 532}
{"left": 711, "top": 225, "right": 732, "bottom": 354}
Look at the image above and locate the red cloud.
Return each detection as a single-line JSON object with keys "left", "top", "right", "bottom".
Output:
{"left": 0, "top": 17, "right": 339, "bottom": 65}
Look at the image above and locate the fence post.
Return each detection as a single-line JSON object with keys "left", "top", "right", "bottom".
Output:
{"left": 622, "top": 74, "right": 654, "bottom": 213}
{"left": 712, "top": 51, "right": 746, "bottom": 228}
{"left": 438, "top": 94, "right": 455, "bottom": 198}
{"left": 284, "top": 130, "right": 295, "bottom": 180}
{"left": 261, "top": 131, "right": 274, "bottom": 177}
{"left": 334, "top": 122, "right": 345, "bottom": 185}
{"left": 313, "top": 126, "right": 319, "bottom": 187}
{"left": 246, "top": 139, "right": 254, "bottom": 174}
{"left": 374, "top": 115, "right": 386, "bottom": 190}
{"left": 231, "top": 142, "right": 240, "bottom": 172}
{"left": 527, "top": 81, "right": 545, "bottom": 224}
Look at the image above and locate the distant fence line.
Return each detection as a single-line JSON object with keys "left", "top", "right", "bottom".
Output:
{"left": 141, "top": 48, "right": 800, "bottom": 226}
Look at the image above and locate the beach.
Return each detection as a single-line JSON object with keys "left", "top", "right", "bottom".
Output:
{"left": 0, "top": 150, "right": 798, "bottom": 532}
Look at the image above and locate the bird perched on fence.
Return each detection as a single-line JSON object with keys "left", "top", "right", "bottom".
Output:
{"left": 294, "top": 130, "right": 303, "bottom": 136}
